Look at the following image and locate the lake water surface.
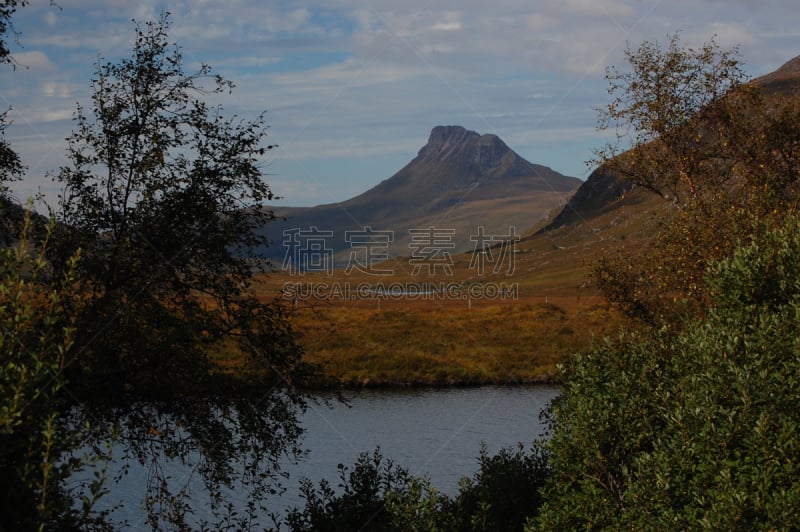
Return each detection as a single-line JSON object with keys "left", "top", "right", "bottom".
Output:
{"left": 109, "top": 385, "right": 559, "bottom": 528}
{"left": 293, "top": 385, "right": 558, "bottom": 497}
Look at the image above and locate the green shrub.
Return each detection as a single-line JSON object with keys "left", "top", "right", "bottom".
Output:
{"left": 286, "top": 449, "right": 413, "bottom": 532}
{"left": 0, "top": 216, "right": 110, "bottom": 529}
{"left": 453, "top": 443, "right": 550, "bottom": 532}
{"left": 534, "top": 216, "right": 800, "bottom": 530}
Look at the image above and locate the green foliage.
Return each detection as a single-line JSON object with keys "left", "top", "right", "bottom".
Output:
{"left": 286, "top": 449, "right": 414, "bottom": 532}
{"left": 0, "top": 214, "right": 112, "bottom": 529}
{"left": 533, "top": 334, "right": 672, "bottom": 530}
{"left": 535, "top": 215, "right": 800, "bottom": 530}
{"left": 384, "top": 475, "right": 455, "bottom": 532}
{"left": 453, "top": 443, "right": 550, "bottom": 532}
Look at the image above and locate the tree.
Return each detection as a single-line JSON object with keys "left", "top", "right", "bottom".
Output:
{"left": 531, "top": 38, "right": 800, "bottom": 530}
{"left": 0, "top": 0, "right": 28, "bottom": 66}
{"left": 53, "top": 13, "right": 308, "bottom": 528}
{"left": 450, "top": 443, "right": 550, "bottom": 532}
{"left": 0, "top": 1, "right": 29, "bottom": 241}
{"left": 286, "top": 449, "right": 416, "bottom": 532}
{"left": 591, "top": 35, "right": 800, "bottom": 327}
{"left": 0, "top": 109, "right": 22, "bottom": 198}
{"left": 0, "top": 0, "right": 58, "bottom": 66}
{"left": 0, "top": 3, "right": 111, "bottom": 529}
{"left": 0, "top": 109, "right": 26, "bottom": 243}
{"left": 596, "top": 34, "right": 754, "bottom": 204}
{"left": 534, "top": 38, "right": 800, "bottom": 529}
{"left": 287, "top": 444, "right": 551, "bottom": 532}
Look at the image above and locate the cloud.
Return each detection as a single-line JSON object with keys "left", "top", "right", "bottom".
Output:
{"left": 699, "top": 22, "right": 759, "bottom": 48}
{"left": 44, "top": 10, "right": 58, "bottom": 28}
{"left": 10, "top": 51, "right": 56, "bottom": 70}
{"left": 341, "top": 3, "right": 640, "bottom": 77}
{"left": 563, "top": 0, "right": 634, "bottom": 18}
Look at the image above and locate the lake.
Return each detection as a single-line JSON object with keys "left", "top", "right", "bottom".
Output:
{"left": 106, "top": 385, "right": 559, "bottom": 528}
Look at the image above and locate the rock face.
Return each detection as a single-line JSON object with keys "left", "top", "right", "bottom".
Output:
{"left": 420, "top": 125, "right": 480, "bottom": 160}
{"left": 419, "top": 125, "right": 513, "bottom": 168}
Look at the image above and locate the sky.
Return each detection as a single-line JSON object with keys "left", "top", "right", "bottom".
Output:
{"left": 2, "top": 0, "right": 799, "bottom": 208}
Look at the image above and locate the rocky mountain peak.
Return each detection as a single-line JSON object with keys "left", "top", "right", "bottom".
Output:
{"left": 418, "top": 125, "right": 515, "bottom": 168}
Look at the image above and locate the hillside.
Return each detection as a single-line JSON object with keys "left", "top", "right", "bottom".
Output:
{"left": 534, "top": 53, "right": 800, "bottom": 241}
{"left": 753, "top": 54, "right": 800, "bottom": 94}
{"left": 259, "top": 126, "right": 580, "bottom": 266}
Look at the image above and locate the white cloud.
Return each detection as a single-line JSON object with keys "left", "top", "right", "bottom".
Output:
{"left": 431, "top": 21, "right": 461, "bottom": 32}
{"left": 40, "top": 81, "right": 72, "bottom": 99}
{"left": 563, "top": 0, "right": 634, "bottom": 18}
{"left": 11, "top": 51, "right": 56, "bottom": 70}
{"left": 525, "top": 13, "right": 553, "bottom": 32}
{"left": 702, "top": 22, "right": 759, "bottom": 48}
{"left": 44, "top": 10, "right": 58, "bottom": 28}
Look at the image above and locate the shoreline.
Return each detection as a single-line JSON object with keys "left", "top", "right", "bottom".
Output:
{"left": 300, "top": 372, "right": 559, "bottom": 391}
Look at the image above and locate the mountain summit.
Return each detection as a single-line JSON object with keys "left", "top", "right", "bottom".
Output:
{"left": 754, "top": 53, "right": 800, "bottom": 94}
{"left": 348, "top": 126, "right": 577, "bottom": 217}
{"left": 408, "top": 125, "right": 575, "bottom": 190}
{"left": 419, "top": 125, "right": 509, "bottom": 165}
{"left": 260, "top": 126, "right": 580, "bottom": 264}
{"left": 419, "top": 125, "right": 551, "bottom": 183}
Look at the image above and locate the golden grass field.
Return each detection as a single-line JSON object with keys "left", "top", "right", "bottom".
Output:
{"left": 283, "top": 293, "right": 618, "bottom": 386}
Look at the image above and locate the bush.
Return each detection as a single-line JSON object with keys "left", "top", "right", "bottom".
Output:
{"left": 285, "top": 449, "right": 413, "bottom": 532}
{"left": 453, "top": 443, "right": 550, "bottom": 532}
{"left": 535, "top": 216, "right": 800, "bottom": 530}
{"left": 0, "top": 215, "right": 111, "bottom": 529}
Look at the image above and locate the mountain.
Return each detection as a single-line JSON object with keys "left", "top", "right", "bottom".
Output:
{"left": 260, "top": 125, "right": 580, "bottom": 267}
